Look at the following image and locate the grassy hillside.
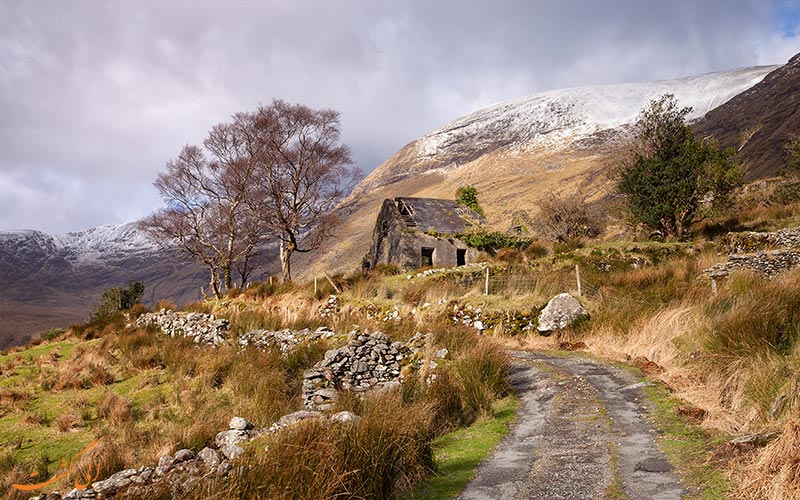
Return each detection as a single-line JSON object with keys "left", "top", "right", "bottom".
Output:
{"left": 5, "top": 188, "right": 800, "bottom": 498}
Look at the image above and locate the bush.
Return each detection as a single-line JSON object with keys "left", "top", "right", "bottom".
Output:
{"left": 40, "top": 327, "right": 66, "bottom": 341}
{"left": 92, "top": 280, "right": 145, "bottom": 320}
{"left": 458, "top": 228, "right": 530, "bottom": 253}
{"left": 534, "top": 193, "right": 603, "bottom": 242}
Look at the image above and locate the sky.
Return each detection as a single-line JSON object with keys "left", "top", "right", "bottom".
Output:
{"left": 1, "top": 0, "right": 799, "bottom": 233}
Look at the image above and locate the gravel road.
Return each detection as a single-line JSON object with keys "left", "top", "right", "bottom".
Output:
{"left": 457, "top": 351, "right": 686, "bottom": 500}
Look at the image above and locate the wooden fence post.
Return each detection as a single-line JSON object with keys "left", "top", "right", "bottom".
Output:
{"left": 576, "top": 264, "right": 582, "bottom": 297}
{"left": 314, "top": 276, "right": 318, "bottom": 295}
{"left": 485, "top": 267, "right": 490, "bottom": 295}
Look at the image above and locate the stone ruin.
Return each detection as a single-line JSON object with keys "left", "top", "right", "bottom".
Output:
{"left": 303, "top": 331, "right": 411, "bottom": 410}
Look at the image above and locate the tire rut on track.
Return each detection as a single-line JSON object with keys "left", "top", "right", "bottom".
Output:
{"left": 457, "top": 351, "right": 686, "bottom": 500}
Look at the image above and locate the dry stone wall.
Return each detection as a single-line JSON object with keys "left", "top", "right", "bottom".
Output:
{"left": 706, "top": 227, "right": 800, "bottom": 278}
{"left": 134, "top": 310, "right": 229, "bottom": 346}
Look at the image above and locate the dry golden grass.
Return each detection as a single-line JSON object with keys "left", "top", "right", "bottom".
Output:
{"left": 735, "top": 419, "right": 800, "bottom": 500}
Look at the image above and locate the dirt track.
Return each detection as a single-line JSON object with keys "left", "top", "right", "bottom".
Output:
{"left": 458, "top": 351, "right": 685, "bottom": 500}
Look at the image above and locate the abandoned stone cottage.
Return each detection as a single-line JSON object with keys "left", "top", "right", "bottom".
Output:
{"left": 367, "top": 197, "right": 485, "bottom": 270}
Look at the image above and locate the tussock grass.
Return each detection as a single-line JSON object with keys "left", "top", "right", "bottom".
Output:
{"left": 736, "top": 419, "right": 800, "bottom": 500}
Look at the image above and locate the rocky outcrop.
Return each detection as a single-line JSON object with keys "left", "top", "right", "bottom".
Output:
{"left": 237, "top": 326, "right": 336, "bottom": 354}
{"left": 134, "top": 309, "right": 229, "bottom": 346}
{"left": 537, "top": 294, "right": 588, "bottom": 335}
{"left": 303, "top": 332, "right": 414, "bottom": 410}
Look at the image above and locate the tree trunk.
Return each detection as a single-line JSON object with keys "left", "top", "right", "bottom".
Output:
{"left": 209, "top": 267, "right": 222, "bottom": 299}
{"left": 280, "top": 240, "right": 294, "bottom": 282}
{"left": 223, "top": 264, "right": 232, "bottom": 293}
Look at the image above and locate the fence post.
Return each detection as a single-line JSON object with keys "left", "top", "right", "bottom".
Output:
{"left": 711, "top": 278, "right": 717, "bottom": 295}
{"left": 485, "top": 267, "right": 490, "bottom": 295}
{"left": 314, "top": 276, "right": 318, "bottom": 295}
{"left": 575, "top": 264, "right": 582, "bottom": 297}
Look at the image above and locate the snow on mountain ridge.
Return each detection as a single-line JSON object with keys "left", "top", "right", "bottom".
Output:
{"left": 414, "top": 65, "right": 779, "bottom": 161}
{"left": 0, "top": 222, "right": 158, "bottom": 267}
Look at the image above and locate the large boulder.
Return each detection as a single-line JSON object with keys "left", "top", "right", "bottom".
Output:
{"left": 537, "top": 293, "right": 588, "bottom": 335}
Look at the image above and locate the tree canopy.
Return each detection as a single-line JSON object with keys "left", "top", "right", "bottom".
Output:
{"left": 141, "top": 100, "right": 358, "bottom": 294}
{"left": 617, "top": 94, "right": 742, "bottom": 239}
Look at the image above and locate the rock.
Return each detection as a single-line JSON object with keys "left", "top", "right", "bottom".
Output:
{"left": 215, "top": 429, "right": 253, "bottom": 460}
{"left": 155, "top": 455, "right": 175, "bottom": 476}
{"left": 198, "top": 447, "right": 223, "bottom": 469}
{"left": 229, "top": 416, "right": 254, "bottom": 431}
{"left": 537, "top": 293, "right": 588, "bottom": 334}
{"left": 135, "top": 310, "right": 229, "bottom": 346}
{"left": 635, "top": 457, "right": 673, "bottom": 473}
{"left": 331, "top": 411, "right": 361, "bottom": 425}
{"left": 173, "top": 449, "right": 196, "bottom": 463}
{"left": 91, "top": 468, "right": 138, "bottom": 495}
{"left": 270, "top": 410, "right": 325, "bottom": 432}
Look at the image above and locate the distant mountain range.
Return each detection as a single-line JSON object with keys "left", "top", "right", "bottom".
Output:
{"left": 0, "top": 223, "right": 206, "bottom": 348}
{"left": 3, "top": 53, "right": 799, "bottom": 348}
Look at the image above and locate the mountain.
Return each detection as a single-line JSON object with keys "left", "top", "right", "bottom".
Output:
{"left": 694, "top": 54, "right": 800, "bottom": 179}
{"left": 295, "top": 63, "right": 780, "bottom": 279}
{"left": 0, "top": 223, "right": 207, "bottom": 348}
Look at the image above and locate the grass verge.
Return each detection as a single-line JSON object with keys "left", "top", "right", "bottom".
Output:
{"left": 643, "top": 382, "right": 732, "bottom": 500}
{"left": 411, "top": 395, "right": 518, "bottom": 500}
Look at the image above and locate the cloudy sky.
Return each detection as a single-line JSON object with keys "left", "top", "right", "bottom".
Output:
{"left": 1, "top": 0, "right": 798, "bottom": 233}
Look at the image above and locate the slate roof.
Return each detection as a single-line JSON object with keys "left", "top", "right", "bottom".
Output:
{"left": 394, "top": 197, "right": 484, "bottom": 233}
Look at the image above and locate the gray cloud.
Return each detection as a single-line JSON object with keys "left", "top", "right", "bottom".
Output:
{"left": 0, "top": 0, "right": 798, "bottom": 232}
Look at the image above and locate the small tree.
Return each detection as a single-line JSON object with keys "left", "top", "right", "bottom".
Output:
{"left": 617, "top": 94, "right": 742, "bottom": 239}
{"left": 455, "top": 185, "right": 485, "bottom": 217}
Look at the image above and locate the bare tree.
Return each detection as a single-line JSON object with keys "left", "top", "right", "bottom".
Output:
{"left": 251, "top": 100, "right": 359, "bottom": 282}
{"left": 534, "top": 192, "right": 604, "bottom": 242}
{"left": 139, "top": 118, "right": 266, "bottom": 298}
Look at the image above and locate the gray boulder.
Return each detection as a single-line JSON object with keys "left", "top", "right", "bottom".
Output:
{"left": 537, "top": 293, "right": 588, "bottom": 335}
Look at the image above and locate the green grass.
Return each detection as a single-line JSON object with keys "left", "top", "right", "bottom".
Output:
{"left": 411, "top": 395, "right": 517, "bottom": 500}
{"left": 644, "top": 383, "right": 732, "bottom": 500}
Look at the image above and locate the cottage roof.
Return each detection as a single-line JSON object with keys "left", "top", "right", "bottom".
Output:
{"left": 393, "top": 197, "right": 483, "bottom": 233}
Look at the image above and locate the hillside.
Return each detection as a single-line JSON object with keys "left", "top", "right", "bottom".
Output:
{"left": 694, "top": 53, "right": 800, "bottom": 179}
{"left": 295, "top": 64, "right": 778, "bottom": 279}
{"left": 0, "top": 224, "right": 207, "bottom": 348}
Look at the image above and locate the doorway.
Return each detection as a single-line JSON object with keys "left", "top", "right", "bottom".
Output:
{"left": 421, "top": 247, "right": 434, "bottom": 267}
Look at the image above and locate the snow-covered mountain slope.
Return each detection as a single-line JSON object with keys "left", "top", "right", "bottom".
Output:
{"left": 355, "top": 65, "right": 777, "bottom": 194}
{"left": 0, "top": 223, "right": 159, "bottom": 270}
{"left": 298, "top": 63, "right": 785, "bottom": 280}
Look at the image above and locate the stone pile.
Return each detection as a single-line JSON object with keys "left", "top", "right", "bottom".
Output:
{"left": 135, "top": 310, "right": 229, "bottom": 346}
{"left": 237, "top": 326, "right": 336, "bottom": 354}
{"left": 319, "top": 295, "right": 340, "bottom": 318}
{"left": 303, "top": 331, "right": 412, "bottom": 410}
{"left": 704, "top": 250, "right": 800, "bottom": 278}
